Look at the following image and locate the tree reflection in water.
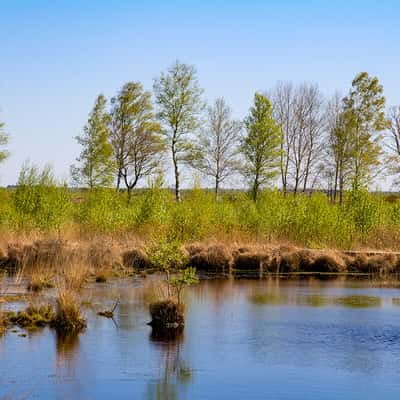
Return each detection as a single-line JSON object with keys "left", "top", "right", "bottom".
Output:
{"left": 147, "top": 328, "right": 192, "bottom": 400}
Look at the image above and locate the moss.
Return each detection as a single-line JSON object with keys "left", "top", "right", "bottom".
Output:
{"left": 6, "top": 304, "right": 55, "bottom": 330}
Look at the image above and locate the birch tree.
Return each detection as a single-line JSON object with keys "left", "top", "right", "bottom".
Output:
{"left": 325, "top": 94, "right": 355, "bottom": 203}
{"left": 154, "top": 61, "right": 204, "bottom": 201}
{"left": 386, "top": 106, "right": 400, "bottom": 186}
{"left": 110, "top": 82, "right": 163, "bottom": 197}
{"left": 342, "top": 72, "right": 389, "bottom": 190}
{"left": 270, "top": 82, "right": 324, "bottom": 194}
{"left": 270, "top": 82, "right": 295, "bottom": 194}
{"left": 241, "top": 93, "right": 282, "bottom": 201}
{"left": 187, "top": 97, "right": 241, "bottom": 197}
{"left": 71, "top": 94, "right": 114, "bottom": 189}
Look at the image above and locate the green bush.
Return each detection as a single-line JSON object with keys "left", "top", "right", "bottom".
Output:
{"left": 5, "top": 163, "right": 400, "bottom": 249}
{"left": 12, "top": 163, "right": 71, "bottom": 234}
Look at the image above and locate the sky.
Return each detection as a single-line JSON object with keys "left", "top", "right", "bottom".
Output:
{"left": 0, "top": 0, "right": 399, "bottom": 187}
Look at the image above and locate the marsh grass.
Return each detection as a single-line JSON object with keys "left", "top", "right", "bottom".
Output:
{"left": 27, "top": 269, "right": 54, "bottom": 292}
{"left": 0, "top": 308, "right": 9, "bottom": 335}
{"left": 51, "top": 289, "right": 86, "bottom": 333}
{"left": 6, "top": 304, "right": 55, "bottom": 330}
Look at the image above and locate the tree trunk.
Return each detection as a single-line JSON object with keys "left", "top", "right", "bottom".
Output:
{"left": 215, "top": 175, "right": 220, "bottom": 200}
{"left": 252, "top": 173, "right": 259, "bottom": 202}
{"left": 116, "top": 172, "right": 121, "bottom": 191}
{"left": 333, "top": 161, "right": 339, "bottom": 202}
{"left": 172, "top": 136, "right": 181, "bottom": 202}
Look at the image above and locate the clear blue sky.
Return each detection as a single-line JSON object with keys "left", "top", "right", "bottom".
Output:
{"left": 0, "top": 0, "right": 399, "bottom": 186}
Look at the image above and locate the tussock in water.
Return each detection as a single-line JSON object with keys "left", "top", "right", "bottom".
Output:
{"left": 149, "top": 300, "right": 185, "bottom": 328}
{"left": 122, "top": 248, "right": 150, "bottom": 270}
{"left": 5, "top": 304, "right": 55, "bottom": 330}
{"left": 51, "top": 292, "right": 86, "bottom": 333}
{"left": 27, "top": 278, "right": 54, "bottom": 292}
{"left": 187, "top": 244, "right": 232, "bottom": 272}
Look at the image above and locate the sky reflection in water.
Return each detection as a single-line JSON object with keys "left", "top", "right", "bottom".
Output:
{"left": 1, "top": 277, "right": 400, "bottom": 399}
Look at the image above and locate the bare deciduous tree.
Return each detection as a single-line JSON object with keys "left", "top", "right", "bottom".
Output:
{"left": 386, "top": 106, "right": 400, "bottom": 187}
{"left": 270, "top": 82, "right": 324, "bottom": 194}
{"left": 187, "top": 98, "right": 241, "bottom": 198}
{"left": 270, "top": 82, "right": 295, "bottom": 194}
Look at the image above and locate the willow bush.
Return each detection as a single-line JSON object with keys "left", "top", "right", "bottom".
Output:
{"left": 2, "top": 179, "right": 400, "bottom": 249}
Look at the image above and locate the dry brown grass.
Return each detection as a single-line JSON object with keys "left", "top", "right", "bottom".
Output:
{"left": 1, "top": 232, "right": 400, "bottom": 281}
{"left": 51, "top": 288, "right": 86, "bottom": 333}
{"left": 0, "top": 309, "right": 9, "bottom": 335}
{"left": 122, "top": 247, "right": 150, "bottom": 270}
{"left": 187, "top": 243, "right": 232, "bottom": 272}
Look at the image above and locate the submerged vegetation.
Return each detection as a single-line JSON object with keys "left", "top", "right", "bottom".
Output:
{"left": 0, "top": 298, "right": 86, "bottom": 334}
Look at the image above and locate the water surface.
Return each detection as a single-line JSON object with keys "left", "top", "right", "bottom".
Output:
{"left": 1, "top": 277, "right": 400, "bottom": 399}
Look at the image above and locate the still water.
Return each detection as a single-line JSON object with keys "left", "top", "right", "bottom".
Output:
{"left": 2, "top": 276, "right": 400, "bottom": 399}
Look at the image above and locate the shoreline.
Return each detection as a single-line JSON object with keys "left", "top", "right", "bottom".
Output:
{"left": 1, "top": 238, "right": 400, "bottom": 278}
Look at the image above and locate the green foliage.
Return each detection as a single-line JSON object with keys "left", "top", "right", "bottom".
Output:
{"left": 154, "top": 61, "right": 205, "bottom": 201}
{"left": 134, "top": 177, "right": 172, "bottom": 227}
{"left": 241, "top": 93, "right": 282, "bottom": 201}
{"left": 0, "top": 121, "right": 9, "bottom": 164}
{"left": 147, "top": 233, "right": 198, "bottom": 304}
{"left": 76, "top": 188, "right": 134, "bottom": 235}
{"left": 110, "top": 82, "right": 163, "bottom": 194}
{"left": 169, "top": 267, "right": 199, "bottom": 304}
{"left": 346, "top": 189, "right": 382, "bottom": 238}
{"left": 342, "top": 72, "right": 389, "bottom": 190}
{"left": 3, "top": 170, "right": 400, "bottom": 250}
{"left": 147, "top": 235, "right": 188, "bottom": 272}
{"left": 13, "top": 162, "right": 71, "bottom": 233}
{"left": 71, "top": 94, "right": 114, "bottom": 189}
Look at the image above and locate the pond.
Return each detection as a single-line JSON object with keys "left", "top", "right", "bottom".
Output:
{"left": 1, "top": 276, "right": 400, "bottom": 399}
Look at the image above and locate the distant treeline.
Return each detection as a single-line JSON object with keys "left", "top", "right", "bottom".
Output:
{"left": 1, "top": 62, "right": 400, "bottom": 203}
